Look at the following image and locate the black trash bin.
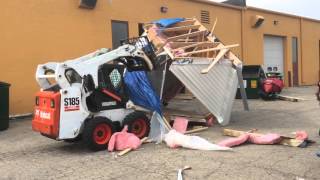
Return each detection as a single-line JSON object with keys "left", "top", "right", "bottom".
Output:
{"left": 236, "top": 65, "right": 266, "bottom": 99}
{"left": 0, "top": 82, "right": 10, "bottom": 131}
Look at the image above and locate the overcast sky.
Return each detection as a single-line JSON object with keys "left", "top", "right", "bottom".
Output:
{"left": 211, "top": 0, "right": 320, "bottom": 20}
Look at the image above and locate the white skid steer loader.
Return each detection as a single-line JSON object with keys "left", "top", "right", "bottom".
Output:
{"left": 32, "top": 38, "right": 156, "bottom": 151}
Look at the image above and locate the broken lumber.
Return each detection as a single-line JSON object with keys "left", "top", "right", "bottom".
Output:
{"left": 178, "top": 44, "right": 238, "bottom": 57}
{"left": 201, "top": 48, "right": 229, "bottom": 74}
{"left": 162, "top": 116, "right": 173, "bottom": 130}
{"left": 222, "top": 129, "right": 304, "bottom": 147}
{"left": 185, "top": 127, "right": 208, "bottom": 134}
{"left": 173, "top": 41, "right": 217, "bottom": 51}
{"left": 160, "top": 24, "right": 201, "bottom": 33}
{"left": 210, "top": 18, "right": 218, "bottom": 35}
{"left": 276, "top": 95, "right": 305, "bottom": 102}
{"left": 166, "top": 30, "right": 207, "bottom": 42}
{"left": 117, "top": 137, "right": 148, "bottom": 156}
{"left": 173, "top": 93, "right": 194, "bottom": 100}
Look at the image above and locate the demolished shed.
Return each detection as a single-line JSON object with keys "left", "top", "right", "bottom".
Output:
{"left": 143, "top": 18, "right": 248, "bottom": 126}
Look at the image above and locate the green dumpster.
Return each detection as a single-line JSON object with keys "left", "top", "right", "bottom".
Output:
{"left": 0, "top": 82, "right": 10, "bottom": 131}
{"left": 236, "top": 65, "right": 266, "bottom": 99}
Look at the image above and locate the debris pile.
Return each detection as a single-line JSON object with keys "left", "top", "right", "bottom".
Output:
{"left": 112, "top": 17, "right": 313, "bottom": 155}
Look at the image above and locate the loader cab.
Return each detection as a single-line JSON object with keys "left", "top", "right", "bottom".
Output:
{"left": 85, "top": 63, "right": 128, "bottom": 112}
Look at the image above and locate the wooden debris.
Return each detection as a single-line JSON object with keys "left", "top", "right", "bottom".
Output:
{"left": 163, "top": 108, "right": 210, "bottom": 120}
{"left": 276, "top": 95, "right": 305, "bottom": 102}
{"left": 210, "top": 18, "right": 218, "bottom": 35}
{"left": 144, "top": 17, "right": 243, "bottom": 73}
{"left": 185, "top": 127, "right": 208, "bottom": 134}
{"left": 117, "top": 137, "right": 149, "bottom": 156}
{"left": 162, "top": 116, "right": 173, "bottom": 130}
{"left": 201, "top": 48, "right": 229, "bottom": 74}
{"left": 177, "top": 44, "right": 238, "bottom": 57}
{"left": 173, "top": 93, "right": 194, "bottom": 100}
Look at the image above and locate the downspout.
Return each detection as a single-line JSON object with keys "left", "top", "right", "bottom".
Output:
{"left": 241, "top": 8, "right": 245, "bottom": 61}
{"left": 299, "top": 17, "right": 303, "bottom": 85}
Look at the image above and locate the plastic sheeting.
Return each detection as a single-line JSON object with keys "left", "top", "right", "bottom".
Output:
{"left": 148, "top": 112, "right": 168, "bottom": 142}
{"left": 124, "top": 71, "right": 162, "bottom": 115}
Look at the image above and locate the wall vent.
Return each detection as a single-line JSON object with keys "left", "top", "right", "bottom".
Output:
{"left": 201, "top": 10, "right": 210, "bottom": 24}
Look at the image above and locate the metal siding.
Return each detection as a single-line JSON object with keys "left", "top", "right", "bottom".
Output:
{"left": 169, "top": 60, "right": 238, "bottom": 125}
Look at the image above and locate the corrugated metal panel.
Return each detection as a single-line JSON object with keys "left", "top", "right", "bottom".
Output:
{"left": 169, "top": 60, "right": 238, "bottom": 125}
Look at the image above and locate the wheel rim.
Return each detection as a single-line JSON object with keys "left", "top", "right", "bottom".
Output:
{"left": 93, "top": 123, "right": 112, "bottom": 145}
{"left": 131, "top": 118, "right": 147, "bottom": 138}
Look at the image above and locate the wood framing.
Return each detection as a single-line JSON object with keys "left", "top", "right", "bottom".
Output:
{"left": 144, "top": 18, "right": 243, "bottom": 73}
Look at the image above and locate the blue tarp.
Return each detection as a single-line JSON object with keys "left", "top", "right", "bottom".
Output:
{"left": 124, "top": 71, "right": 162, "bottom": 115}
{"left": 153, "top": 18, "right": 185, "bottom": 28}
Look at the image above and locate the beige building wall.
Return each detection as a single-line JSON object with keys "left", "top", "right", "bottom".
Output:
{"left": 0, "top": 0, "right": 320, "bottom": 114}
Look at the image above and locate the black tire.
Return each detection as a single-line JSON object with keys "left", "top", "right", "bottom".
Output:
{"left": 83, "top": 117, "right": 116, "bottom": 151}
{"left": 123, "top": 112, "right": 150, "bottom": 139}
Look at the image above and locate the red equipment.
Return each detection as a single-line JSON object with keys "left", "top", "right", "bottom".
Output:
{"left": 262, "top": 78, "right": 284, "bottom": 94}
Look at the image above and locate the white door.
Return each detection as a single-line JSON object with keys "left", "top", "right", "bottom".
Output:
{"left": 263, "top": 35, "right": 284, "bottom": 74}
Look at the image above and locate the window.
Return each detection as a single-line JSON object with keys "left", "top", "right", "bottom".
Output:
{"left": 79, "top": 0, "right": 97, "bottom": 9}
{"left": 111, "top": 20, "right": 129, "bottom": 49}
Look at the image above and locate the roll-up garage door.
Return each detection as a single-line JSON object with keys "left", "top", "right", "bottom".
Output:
{"left": 263, "top": 35, "right": 284, "bottom": 74}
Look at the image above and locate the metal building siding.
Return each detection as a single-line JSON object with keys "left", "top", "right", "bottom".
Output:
{"left": 170, "top": 60, "right": 238, "bottom": 125}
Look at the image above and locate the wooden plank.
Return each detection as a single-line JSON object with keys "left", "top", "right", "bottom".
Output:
{"left": 173, "top": 56, "right": 212, "bottom": 60}
{"left": 175, "top": 39, "right": 197, "bottom": 42}
{"left": 162, "top": 116, "right": 173, "bottom": 130}
{"left": 166, "top": 30, "right": 207, "bottom": 42}
{"left": 173, "top": 93, "right": 194, "bottom": 100}
{"left": 163, "top": 46, "right": 175, "bottom": 59}
{"left": 163, "top": 108, "right": 209, "bottom": 120}
{"left": 222, "top": 129, "right": 304, "bottom": 147}
{"left": 168, "top": 42, "right": 198, "bottom": 48}
{"left": 210, "top": 18, "right": 218, "bottom": 35}
{"left": 185, "top": 29, "right": 192, "bottom": 43}
{"left": 117, "top": 137, "right": 149, "bottom": 156}
{"left": 201, "top": 48, "right": 229, "bottom": 74}
{"left": 276, "top": 95, "right": 305, "bottom": 102}
{"left": 185, "top": 127, "right": 208, "bottom": 134}
{"left": 178, "top": 44, "right": 239, "bottom": 57}
{"left": 173, "top": 41, "right": 217, "bottom": 51}
{"left": 160, "top": 25, "right": 201, "bottom": 33}
{"left": 206, "top": 36, "right": 242, "bottom": 66}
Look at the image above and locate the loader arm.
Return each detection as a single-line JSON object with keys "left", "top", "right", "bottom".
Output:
{"left": 35, "top": 45, "right": 153, "bottom": 90}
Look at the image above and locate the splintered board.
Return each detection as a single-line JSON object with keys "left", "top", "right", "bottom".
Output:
{"left": 144, "top": 18, "right": 242, "bottom": 73}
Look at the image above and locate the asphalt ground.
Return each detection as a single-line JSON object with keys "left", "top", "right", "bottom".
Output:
{"left": 0, "top": 86, "right": 319, "bottom": 180}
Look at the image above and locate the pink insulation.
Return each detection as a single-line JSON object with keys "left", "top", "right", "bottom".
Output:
{"left": 173, "top": 117, "right": 189, "bottom": 134}
{"left": 218, "top": 133, "right": 283, "bottom": 147}
{"left": 295, "top": 131, "right": 308, "bottom": 140}
{"left": 217, "top": 134, "right": 250, "bottom": 147}
{"left": 108, "top": 126, "right": 142, "bottom": 152}
{"left": 248, "top": 133, "right": 281, "bottom": 145}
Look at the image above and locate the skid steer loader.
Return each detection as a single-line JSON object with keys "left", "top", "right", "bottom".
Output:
{"left": 32, "top": 38, "right": 156, "bottom": 151}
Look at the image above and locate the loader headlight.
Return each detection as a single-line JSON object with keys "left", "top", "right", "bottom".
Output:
{"left": 35, "top": 97, "right": 39, "bottom": 106}
{"left": 50, "top": 99, "right": 55, "bottom": 108}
